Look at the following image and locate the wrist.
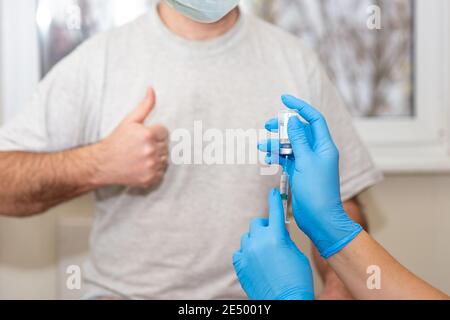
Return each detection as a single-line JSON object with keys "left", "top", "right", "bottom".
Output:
{"left": 87, "top": 141, "right": 111, "bottom": 187}
{"left": 302, "top": 207, "right": 362, "bottom": 259}
{"left": 320, "top": 223, "right": 363, "bottom": 259}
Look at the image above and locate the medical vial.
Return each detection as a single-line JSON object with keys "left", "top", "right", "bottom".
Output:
{"left": 278, "top": 111, "right": 297, "bottom": 156}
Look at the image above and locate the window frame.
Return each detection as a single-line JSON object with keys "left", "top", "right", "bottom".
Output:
{"left": 354, "top": 0, "right": 450, "bottom": 173}
{"left": 1, "top": 0, "right": 449, "bottom": 173}
{"left": 0, "top": 0, "right": 40, "bottom": 123}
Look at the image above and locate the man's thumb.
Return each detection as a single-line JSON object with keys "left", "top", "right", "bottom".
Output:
{"left": 124, "top": 88, "right": 156, "bottom": 124}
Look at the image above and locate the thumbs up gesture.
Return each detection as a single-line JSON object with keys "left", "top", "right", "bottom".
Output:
{"left": 94, "top": 88, "right": 169, "bottom": 188}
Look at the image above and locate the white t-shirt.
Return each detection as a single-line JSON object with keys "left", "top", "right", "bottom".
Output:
{"left": 0, "top": 5, "right": 382, "bottom": 299}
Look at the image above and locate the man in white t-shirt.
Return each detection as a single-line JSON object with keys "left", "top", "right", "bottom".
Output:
{"left": 0, "top": 1, "right": 382, "bottom": 299}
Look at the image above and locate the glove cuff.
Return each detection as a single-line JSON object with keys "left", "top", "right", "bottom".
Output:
{"left": 276, "top": 289, "right": 315, "bottom": 301}
{"left": 320, "top": 225, "right": 363, "bottom": 259}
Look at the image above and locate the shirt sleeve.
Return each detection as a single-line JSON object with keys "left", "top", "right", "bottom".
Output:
{"left": 0, "top": 35, "right": 106, "bottom": 153}
{"left": 302, "top": 48, "right": 383, "bottom": 201}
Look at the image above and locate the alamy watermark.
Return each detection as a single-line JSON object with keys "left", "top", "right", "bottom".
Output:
{"left": 170, "top": 121, "right": 279, "bottom": 176}
{"left": 367, "top": 5, "right": 382, "bottom": 30}
{"left": 66, "top": 265, "right": 82, "bottom": 291}
{"left": 367, "top": 265, "right": 382, "bottom": 290}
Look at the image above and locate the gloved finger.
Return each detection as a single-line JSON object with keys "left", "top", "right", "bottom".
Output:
{"left": 268, "top": 189, "right": 287, "bottom": 233}
{"left": 258, "top": 139, "right": 280, "bottom": 154}
{"left": 265, "top": 118, "right": 279, "bottom": 132}
{"left": 288, "top": 117, "right": 313, "bottom": 158}
{"left": 240, "top": 233, "right": 250, "bottom": 251}
{"left": 249, "top": 218, "right": 269, "bottom": 235}
{"left": 265, "top": 155, "right": 296, "bottom": 177}
{"left": 232, "top": 251, "right": 243, "bottom": 266}
{"left": 282, "top": 95, "right": 333, "bottom": 146}
{"left": 265, "top": 153, "right": 286, "bottom": 166}
{"left": 265, "top": 154, "right": 273, "bottom": 165}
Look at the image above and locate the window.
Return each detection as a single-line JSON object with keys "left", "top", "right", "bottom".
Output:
{"left": 37, "top": 0, "right": 152, "bottom": 76}
{"left": 248, "top": 0, "right": 415, "bottom": 119}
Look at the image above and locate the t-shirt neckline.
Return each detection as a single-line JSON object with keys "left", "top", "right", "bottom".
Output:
{"left": 148, "top": 2, "right": 248, "bottom": 58}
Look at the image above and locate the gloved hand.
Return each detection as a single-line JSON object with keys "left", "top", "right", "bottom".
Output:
{"left": 259, "top": 95, "right": 362, "bottom": 259}
{"left": 233, "top": 189, "right": 314, "bottom": 300}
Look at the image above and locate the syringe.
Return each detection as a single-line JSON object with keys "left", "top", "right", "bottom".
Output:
{"left": 278, "top": 111, "right": 297, "bottom": 224}
{"left": 280, "top": 160, "right": 291, "bottom": 224}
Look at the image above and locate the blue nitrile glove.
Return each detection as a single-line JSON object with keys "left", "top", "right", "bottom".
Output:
{"left": 258, "top": 95, "right": 363, "bottom": 259}
{"left": 233, "top": 189, "right": 314, "bottom": 300}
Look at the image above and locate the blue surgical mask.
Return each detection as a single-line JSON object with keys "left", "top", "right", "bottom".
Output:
{"left": 165, "top": 0, "right": 240, "bottom": 24}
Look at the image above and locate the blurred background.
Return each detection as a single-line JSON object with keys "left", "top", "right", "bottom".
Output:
{"left": 35, "top": 0, "right": 414, "bottom": 118}
{"left": 0, "top": 0, "right": 449, "bottom": 299}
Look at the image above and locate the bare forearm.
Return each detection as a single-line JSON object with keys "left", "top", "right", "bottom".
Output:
{"left": 329, "top": 231, "right": 448, "bottom": 300}
{"left": 0, "top": 145, "right": 101, "bottom": 217}
{"left": 344, "top": 198, "right": 368, "bottom": 230}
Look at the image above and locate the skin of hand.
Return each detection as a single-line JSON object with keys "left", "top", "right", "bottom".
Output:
{"left": 259, "top": 95, "right": 362, "bottom": 259}
{"left": 233, "top": 189, "right": 315, "bottom": 300}
{"left": 93, "top": 88, "right": 169, "bottom": 188}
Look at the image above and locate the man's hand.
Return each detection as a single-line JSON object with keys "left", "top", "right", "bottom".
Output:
{"left": 233, "top": 189, "right": 314, "bottom": 300}
{"left": 94, "top": 88, "right": 169, "bottom": 188}
{"left": 0, "top": 87, "right": 169, "bottom": 217}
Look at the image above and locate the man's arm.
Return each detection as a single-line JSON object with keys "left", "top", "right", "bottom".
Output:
{"left": 0, "top": 88, "right": 169, "bottom": 217}
{"left": 313, "top": 198, "right": 367, "bottom": 300}
{"left": 0, "top": 147, "right": 100, "bottom": 217}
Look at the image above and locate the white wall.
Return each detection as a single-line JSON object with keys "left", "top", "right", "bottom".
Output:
{"left": 0, "top": 175, "right": 449, "bottom": 299}
{"left": 0, "top": 195, "right": 94, "bottom": 299}
{"left": 362, "top": 175, "right": 450, "bottom": 294}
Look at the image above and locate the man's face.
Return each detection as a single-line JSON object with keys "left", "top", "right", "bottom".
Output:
{"left": 165, "top": 0, "right": 241, "bottom": 24}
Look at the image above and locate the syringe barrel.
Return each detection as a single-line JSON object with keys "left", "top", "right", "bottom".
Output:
{"left": 280, "top": 173, "right": 289, "bottom": 199}
{"left": 280, "top": 172, "right": 291, "bottom": 224}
